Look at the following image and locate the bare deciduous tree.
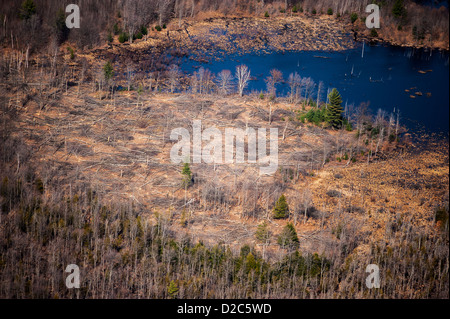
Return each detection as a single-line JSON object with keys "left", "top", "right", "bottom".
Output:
{"left": 158, "top": 0, "right": 174, "bottom": 26}
{"left": 216, "top": 70, "right": 233, "bottom": 96}
{"left": 288, "top": 72, "right": 301, "bottom": 103}
{"left": 265, "top": 69, "right": 283, "bottom": 99}
{"left": 236, "top": 65, "right": 251, "bottom": 97}
{"left": 167, "top": 64, "right": 181, "bottom": 93}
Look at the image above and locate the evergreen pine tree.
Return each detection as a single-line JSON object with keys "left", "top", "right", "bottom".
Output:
{"left": 392, "top": 0, "right": 407, "bottom": 19}
{"left": 20, "top": 0, "right": 36, "bottom": 21}
{"left": 103, "top": 61, "right": 114, "bottom": 82}
{"left": 326, "top": 88, "right": 344, "bottom": 128}
{"left": 277, "top": 223, "right": 300, "bottom": 249}
{"left": 55, "top": 8, "right": 69, "bottom": 43}
{"left": 255, "top": 222, "right": 270, "bottom": 243}
{"left": 244, "top": 252, "right": 258, "bottom": 274}
{"left": 273, "top": 194, "right": 289, "bottom": 219}
{"left": 181, "top": 162, "right": 192, "bottom": 188}
{"left": 167, "top": 280, "right": 179, "bottom": 299}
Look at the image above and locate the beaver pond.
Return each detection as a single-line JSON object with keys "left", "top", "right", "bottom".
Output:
{"left": 181, "top": 43, "right": 449, "bottom": 135}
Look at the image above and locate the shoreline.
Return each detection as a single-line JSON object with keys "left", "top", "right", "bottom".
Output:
{"left": 96, "top": 15, "right": 448, "bottom": 69}
{"left": 355, "top": 35, "right": 450, "bottom": 53}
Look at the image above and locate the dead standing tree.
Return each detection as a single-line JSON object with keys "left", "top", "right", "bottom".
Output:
{"left": 122, "top": 0, "right": 139, "bottom": 44}
{"left": 236, "top": 64, "right": 250, "bottom": 97}
{"left": 300, "top": 77, "right": 316, "bottom": 107}
{"left": 216, "top": 70, "right": 233, "bottom": 96}
{"left": 265, "top": 69, "right": 283, "bottom": 100}
{"left": 167, "top": 64, "right": 181, "bottom": 93}
{"left": 126, "top": 61, "right": 135, "bottom": 91}
{"left": 158, "top": 0, "right": 174, "bottom": 27}
{"left": 288, "top": 72, "right": 301, "bottom": 104}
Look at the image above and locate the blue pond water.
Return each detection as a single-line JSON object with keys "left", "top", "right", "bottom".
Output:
{"left": 419, "top": 0, "right": 449, "bottom": 8}
{"left": 181, "top": 44, "right": 449, "bottom": 135}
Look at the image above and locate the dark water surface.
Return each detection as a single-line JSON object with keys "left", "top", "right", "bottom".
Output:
{"left": 181, "top": 44, "right": 449, "bottom": 135}
{"left": 418, "top": 0, "right": 449, "bottom": 8}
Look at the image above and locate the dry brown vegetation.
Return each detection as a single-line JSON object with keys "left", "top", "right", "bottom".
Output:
{"left": 0, "top": 57, "right": 448, "bottom": 297}
{"left": 0, "top": 0, "right": 448, "bottom": 55}
{"left": 0, "top": 0, "right": 448, "bottom": 299}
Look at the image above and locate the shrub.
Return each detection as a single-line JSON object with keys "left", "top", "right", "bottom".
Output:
{"left": 107, "top": 33, "right": 113, "bottom": 43}
{"left": 305, "top": 109, "right": 315, "bottom": 123}
{"left": 389, "top": 134, "right": 397, "bottom": 143}
{"left": 292, "top": 6, "right": 297, "bottom": 13}
{"left": 133, "top": 31, "right": 143, "bottom": 40}
{"left": 113, "top": 23, "right": 120, "bottom": 35}
{"left": 312, "top": 9, "right": 317, "bottom": 15}
{"left": 351, "top": 13, "right": 358, "bottom": 24}
{"left": 327, "top": 8, "right": 333, "bottom": 15}
{"left": 345, "top": 122, "right": 353, "bottom": 132}
{"left": 67, "top": 46, "right": 75, "bottom": 59}
{"left": 326, "top": 190, "right": 342, "bottom": 198}
{"left": 264, "top": 11, "right": 270, "bottom": 18}
{"left": 370, "top": 28, "right": 379, "bottom": 38}
{"left": 118, "top": 32, "right": 128, "bottom": 43}
{"left": 141, "top": 26, "right": 148, "bottom": 35}
{"left": 155, "top": 25, "right": 162, "bottom": 31}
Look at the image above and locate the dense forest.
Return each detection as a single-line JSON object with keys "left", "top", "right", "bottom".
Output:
{"left": 0, "top": 0, "right": 448, "bottom": 51}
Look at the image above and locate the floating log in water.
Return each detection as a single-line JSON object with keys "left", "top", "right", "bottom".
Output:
{"left": 369, "top": 77, "right": 384, "bottom": 83}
